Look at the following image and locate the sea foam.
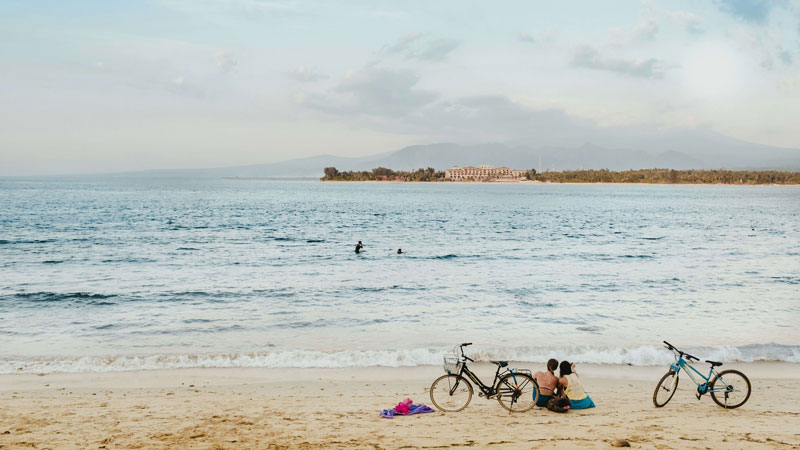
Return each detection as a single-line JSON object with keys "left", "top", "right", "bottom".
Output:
{"left": 2, "top": 344, "right": 798, "bottom": 374}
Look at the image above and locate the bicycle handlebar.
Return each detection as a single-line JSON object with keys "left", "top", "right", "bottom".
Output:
{"left": 461, "top": 342, "right": 472, "bottom": 347}
{"left": 663, "top": 340, "right": 699, "bottom": 361}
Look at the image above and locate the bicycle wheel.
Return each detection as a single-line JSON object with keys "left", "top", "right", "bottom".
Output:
{"left": 653, "top": 370, "right": 679, "bottom": 407}
{"left": 710, "top": 370, "right": 751, "bottom": 409}
{"left": 430, "top": 374, "right": 473, "bottom": 412}
{"left": 496, "top": 373, "right": 538, "bottom": 412}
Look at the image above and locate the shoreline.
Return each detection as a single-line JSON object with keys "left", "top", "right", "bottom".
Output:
{"left": 2, "top": 363, "right": 798, "bottom": 449}
{"left": 314, "top": 179, "right": 800, "bottom": 186}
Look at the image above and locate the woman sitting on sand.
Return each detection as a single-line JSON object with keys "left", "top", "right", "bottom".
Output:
{"left": 558, "top": 360, "right": 595, "bottom": 410}
{"left": 533, "top": 358, "right": 560, "bottom": 407}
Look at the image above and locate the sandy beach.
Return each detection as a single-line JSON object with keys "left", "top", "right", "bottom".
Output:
{"left": 1, "top": 362, "right": 798, "bottom": 449}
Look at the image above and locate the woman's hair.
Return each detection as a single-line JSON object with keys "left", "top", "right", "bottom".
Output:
{"left": 559, "top": 360, "right": 572, "bottom": 376}
{"left": 547, "top": 359, "right": 558, "bottom": 372}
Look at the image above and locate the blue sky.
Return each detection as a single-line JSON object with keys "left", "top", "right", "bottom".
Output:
{"left": 1, "top": 0, "right": 799, "bottom": 175}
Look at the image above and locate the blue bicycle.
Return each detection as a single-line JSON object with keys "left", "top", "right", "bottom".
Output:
{"left": 653, "top": 341, "right": 751, "bottom": 409}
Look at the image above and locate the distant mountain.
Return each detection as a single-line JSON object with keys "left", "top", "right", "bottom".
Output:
{"left": 113, "top": 129, "right": 800, "bottom": 178}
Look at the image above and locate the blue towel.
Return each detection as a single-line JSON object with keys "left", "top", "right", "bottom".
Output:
{"left": 380, "top": 403, "right": 435, "bottom": 419}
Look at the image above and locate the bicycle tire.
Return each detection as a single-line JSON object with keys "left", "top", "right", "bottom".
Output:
{"left": 653, "top": 370, "right": 679, "bottom": 407}
{"left": 496, "top": 373, "right": 538, "bottom": 412}
{"left": 710, "top": 369, "right": 751, "bottom": 409}
{"left": 430, "top": 374, "right": 473, "bottom": 412}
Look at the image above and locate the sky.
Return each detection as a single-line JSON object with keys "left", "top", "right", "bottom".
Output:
{"left": 1, "top": 0, "right": 799, "bottom": 175}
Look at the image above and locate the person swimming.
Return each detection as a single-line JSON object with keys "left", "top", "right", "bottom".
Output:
{"left": 397, "top": 248, "right": 403, "bottom": 254}
{"left": 355, "top": 241, "right": 363, "bottom": 254}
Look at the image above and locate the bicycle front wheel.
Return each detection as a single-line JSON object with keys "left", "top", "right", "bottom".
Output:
{"left": 430, "top": 374, "right": 473, "bottom": 412}
{"left": 710, "top": 369, "right": 751, "bottom": 409}
{"left": 496, "top": 373, "right": 538, "bottom": 412}
{"left": 653, "top": 370, "right": 679, "bottom": 407}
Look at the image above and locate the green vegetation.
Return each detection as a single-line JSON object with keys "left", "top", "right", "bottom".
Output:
{"left": 532, "top": 169, "right": 800, "bottom": 184}
{"left": 321, "top": 167, "right": 446, "bottom": 181}
{"left": 322, "top": 167, "right": 800, "bottom": 184}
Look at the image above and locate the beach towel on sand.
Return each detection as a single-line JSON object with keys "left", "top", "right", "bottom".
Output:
{"left": 380, "top": 403, "right": 435, "bottom": 419}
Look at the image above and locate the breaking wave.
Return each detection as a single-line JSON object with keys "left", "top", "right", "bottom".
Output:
{"left": 3, "top": 343, "right": 798, "bottom": 374}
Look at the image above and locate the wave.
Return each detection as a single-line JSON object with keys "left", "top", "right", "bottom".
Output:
{"left": 8, "top": 292, "right": 116, "bottom": 303}
{"left": 3, "top": 343, "right": 798, "bottom": 374}
{"left": 0, "top": 238, "right": 56, "bottom": 245}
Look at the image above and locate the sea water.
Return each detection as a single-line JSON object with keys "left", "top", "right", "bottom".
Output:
{"left": 1, "top": 178, "right": 798, "bottom": 373}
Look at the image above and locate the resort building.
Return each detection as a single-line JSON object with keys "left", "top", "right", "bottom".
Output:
{"left": 444, "top": 165, "right": 527, "bottom": 181}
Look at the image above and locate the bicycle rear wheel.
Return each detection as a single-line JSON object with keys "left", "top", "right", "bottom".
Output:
{"left": 710, "top": 369, "right": 751, "bottom": 409}
{"left": 496, "top": 373, "right": 538, "bottom": 412}
{"left": 430, "top": 374, "right": 473, "bottom": 412}
{"left": 653, "top": 370, "right": 679, "bottom": 407}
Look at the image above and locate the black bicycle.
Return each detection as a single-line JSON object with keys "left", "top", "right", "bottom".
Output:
{"left": 429, "top": 343, "right": 539, "bottom": 412}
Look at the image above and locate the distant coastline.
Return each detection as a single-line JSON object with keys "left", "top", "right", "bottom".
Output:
{"left": 320, "top": 167, "right": 800, "bottom": 185}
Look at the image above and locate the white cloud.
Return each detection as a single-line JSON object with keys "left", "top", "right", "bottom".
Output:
{"left": 666, "top": 11, "right": 705, "bottom": 34}
{"left": 289, "top": 65, "right": 328, "bottom": 82}
{"left": 383, "top": 33, "right": 460, "bottom": 62}
{"left": 632, "top": 18, "right": 659, "bottom": 40}
{"left": 777, "top": 74, "right": 800, "bottom": 92}
{"left": 517, "top": 28, "right": 558, "bottom": 45}
{"left": 304, "top": 67, "right": 437, "bottom": 117}
{"left": 214, "top": 51, "right": 237, "bottom": 73}
{"left": 571, "top": 45, "right": 666, "bottom": 78}
{"left": 516, "top": 32, "right": 535, "bottom": 44}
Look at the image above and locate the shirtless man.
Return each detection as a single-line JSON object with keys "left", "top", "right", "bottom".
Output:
{"left": 533, "top": 358, "right": 560, "bottom": 407}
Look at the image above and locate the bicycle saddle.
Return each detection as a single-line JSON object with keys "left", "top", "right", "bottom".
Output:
{"left": 706, "top": 360, "right": 723, "bottom": 367}
{"left": 490, "top": 360, "right": 508, "bottom": 367}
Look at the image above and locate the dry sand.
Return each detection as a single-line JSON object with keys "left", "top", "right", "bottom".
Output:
{"left": 1, "top": 362, "right": 798, "bottom": 449}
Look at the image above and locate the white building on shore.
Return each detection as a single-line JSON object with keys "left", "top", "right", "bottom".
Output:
{"left": 444, "top": 165, "right": 527, "bottom": 181}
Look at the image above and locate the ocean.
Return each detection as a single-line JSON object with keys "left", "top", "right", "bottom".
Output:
{"left": 1, "top": 178, "right": 798, "bottom": 373}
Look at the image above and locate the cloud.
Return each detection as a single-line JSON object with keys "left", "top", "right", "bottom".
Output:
{"left": 517, "top": 29, "right": 559, "bottom": 45}
{"left": 777, "top": 73, "right": 800, "bottom": 91}
{"left": 632, "top": 18, "right": 659, "bottom": 40}
{"left": 730, "top": 25, "right": 786, "bottom": 69}
{"left": 166, "top": 75, "right": 204, "bottom": 98}
{"left": 215, "top": 51, "right": 237, "bottom": 73}
{"left": 666, "top": 11, "right": 705, "bottom": 34}
{"left": 570, "top": 45, "right": 666, "bottom": 78}
{"left": 302, "top": 67, "right": 437, "bottom": 117}
{"left": 384, "top": 32, "right": 424, "bottom": 54}
{"left": 715, "top": 0, "right": 774, "bottom": 24}
{"left": 416, "top": 39, "right": 460, "bottom": 61}
{"left": 408, "top": 95, "right": 594, "bottom": 141}
{"left": 778, "top": 48, "right": 793, "bottom": 65}
{"left": 517, "top": 32, "right": 536, "bottom": 44}
{"left": 383, "top": 33, "right": 461, "bottom": 62}
{"left": 289, "top": 65, "right": 328, "bottom": 82}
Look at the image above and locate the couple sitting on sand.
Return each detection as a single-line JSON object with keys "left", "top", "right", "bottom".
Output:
{"left": 533, "top": 359, "right": 596, "bottom": 410}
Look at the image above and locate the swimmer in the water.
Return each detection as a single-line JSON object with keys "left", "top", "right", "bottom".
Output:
{"left": 397, "top": 248, "right": 403, "bottom": 254}
{"left": 355, "top": 241, "right": 363, "bottom": 254}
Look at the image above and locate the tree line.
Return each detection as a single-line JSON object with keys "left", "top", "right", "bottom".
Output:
{"left": 532, "top": 169, "right": 800, "bottom": 184}
{"left": 322, "top": 167, "right": 446, "bottom": 181}
{"left": 322, "top": 167, "right": 800, "bottom": 184}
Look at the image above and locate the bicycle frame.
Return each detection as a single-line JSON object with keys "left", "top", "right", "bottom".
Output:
{"left": 457, "top": 363, "right": 507, "bottom": 397}
{"left": 670, "top": 356, "right": 730, "bottom": 394}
